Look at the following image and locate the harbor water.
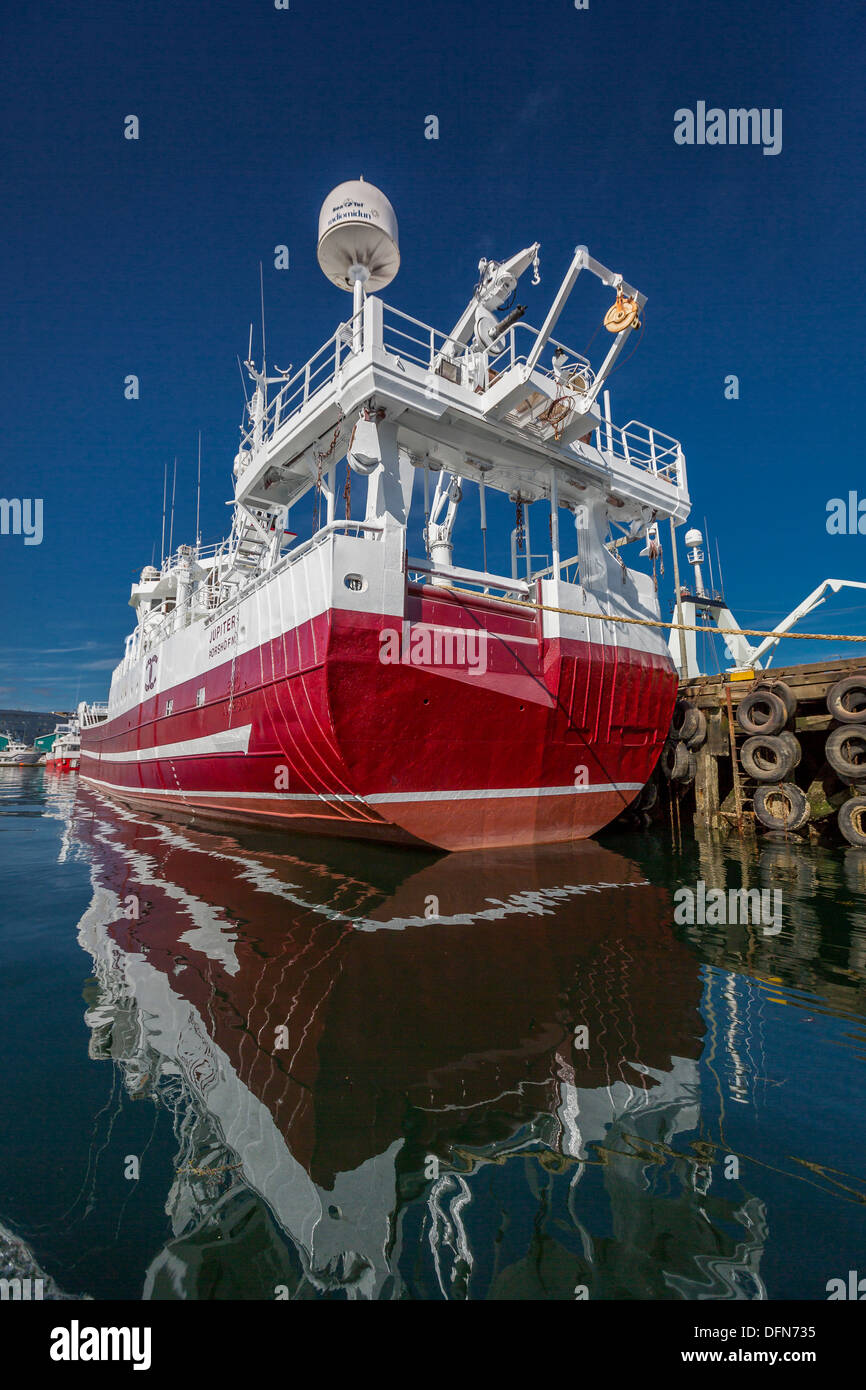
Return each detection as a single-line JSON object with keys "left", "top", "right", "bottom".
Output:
{"left": 1, "top": 767, "right": 865, "bottom": 1301}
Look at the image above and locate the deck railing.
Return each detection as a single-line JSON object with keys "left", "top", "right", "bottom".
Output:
{"left": 596, "top": 418, "right": 684, "bottom": 485}
{"left": 236, "top": 313, "right": 361, "bottom": 457}
{"left": 230, "top": 296, "right": 684, "bottom": 493}
{"left": 138, "top": 520, "right": 384, "bottom": 658}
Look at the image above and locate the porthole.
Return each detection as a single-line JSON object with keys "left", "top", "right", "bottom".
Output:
{"left": 344, "top": 574, "right": 366, "bottom": 593}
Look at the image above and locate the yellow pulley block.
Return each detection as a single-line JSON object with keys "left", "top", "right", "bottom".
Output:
{"left": 603, "top": 291, "right": 640, "bottom": 333}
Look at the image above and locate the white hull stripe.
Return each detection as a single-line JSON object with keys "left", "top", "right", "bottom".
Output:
{"left": 95, "top": 725, "right": 253, "bottom": 764}
{"left": 80, "top": 772, "right": 642, "bottom": 802}
{"left": 368, "top": 783, "right": 643, "bottom": 803}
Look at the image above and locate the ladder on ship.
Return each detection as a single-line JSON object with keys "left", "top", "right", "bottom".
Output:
{"left": 227, "top": 505, "right": 274, "bottom": 575}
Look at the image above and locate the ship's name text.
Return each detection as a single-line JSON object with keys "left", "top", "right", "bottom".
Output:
{"left": 208, "top": 614, "right": 239, "bottom": 661}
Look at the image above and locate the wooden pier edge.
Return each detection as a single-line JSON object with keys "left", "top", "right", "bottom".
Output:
{"left": 665, "top": 654, "right": 866, "bottom": 841}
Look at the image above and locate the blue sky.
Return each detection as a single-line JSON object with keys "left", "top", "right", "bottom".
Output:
{"left": 1, "top": 0, "right": 864, "bottom": 708}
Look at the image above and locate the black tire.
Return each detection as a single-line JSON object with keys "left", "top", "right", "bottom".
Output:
{"left": 777, "top": 729, "right": 802, "bottom": 769}
{"left": 756, "top": 678, "right": 797, "bottom": 721}
{"left": 736, "top": 688, "right": 788, "bottom": 736}
{"left": 739, "top": 734, "right": 797, "bottom": 782}
{"left": 825, "top": 725, "right": 866, "bottom": 781}
{"left": 636, "top": 780, "right": 658, "bottom": 811}
{"left": 838, "top": 796, "right": 866, "bottom": 847}
{"left": 827, "top": 674, "right": 866, "bottom": 724}
{"left": 670, "top": 700, "right": 705, "bottom": 746}
{"left": 660, "top": 741, "right": 695, "bottom": 783}
{"left": 753, "top": 783, "right": 810, "bottom": 832}
{"left": 685, "top": 708, "right": 707, "bottom": 750}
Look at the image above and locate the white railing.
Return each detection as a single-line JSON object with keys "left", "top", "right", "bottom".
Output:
{"left": 139, "top": 520, "right": 385, "bottom": 657}
{"left": 237, "top": 312, "right": 362, "bottom": 454}
{"left": 531, "top": 553, "right": 581, "bottom": 582}
{"left": 407, "top": 554, "right": 530, "bottom": 599}
{"left": 493, "top": 321, "right": 595, "bottom": 392}
{"left": 596, "top": 418, "right": 684, "bottom": 485}
{"left": 158, "top": 539, "right": 227, "bottom": 578}
{"left": 378, "top": 309, "right": 595, "bottom": 397}
{"left": 230, "top": 297, "right": 683, "bottom": 494}
{"left": 80, "top": 703, "right": 109, "bottom": 728}
{"left": 381, "top": 304, "right": 471, "bottom": 372}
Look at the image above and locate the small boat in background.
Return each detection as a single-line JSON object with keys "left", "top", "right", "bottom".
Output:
{"left": 0, "top": 735, "right": 41, "bottom": 767}
{"left": 45, "top": 719, "right": 82, "bottom": 772}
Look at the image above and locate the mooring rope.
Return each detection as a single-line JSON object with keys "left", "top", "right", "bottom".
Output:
{"left": 438, "top": 585, "right": 866, "bottom": 645}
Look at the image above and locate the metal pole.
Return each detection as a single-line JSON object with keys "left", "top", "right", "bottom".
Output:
{"left": 196, "top": 431, "right": 202, "bottom": 547}
{"left": 479, "top": 477, "right": 488, "bottom": 573}
{"left": 550, "top": 468, "right": 560, "bottom": 575}
{"left": 326, "top": 464, "right": 336, "bottom": 525}
{"left": 669, "top": 517, "right": 688, "bottom": 675}
{"left": 423, "top": 467, "right": 431, "bottom": 555}
{"left": 725, "top": 684, "right": 744, "bottom": 838}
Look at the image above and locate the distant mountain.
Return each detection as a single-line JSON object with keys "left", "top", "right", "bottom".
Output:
{"left": 0, "top": 709, "right": 73, "bottom": 744}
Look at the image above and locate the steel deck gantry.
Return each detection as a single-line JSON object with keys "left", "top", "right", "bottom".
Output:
{"left": 231, "top": 243, "right": 690, "bottom": 549}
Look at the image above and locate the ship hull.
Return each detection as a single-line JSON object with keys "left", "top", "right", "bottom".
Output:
{"left": 81, "top": 572, "right": 676, "bottom": 851}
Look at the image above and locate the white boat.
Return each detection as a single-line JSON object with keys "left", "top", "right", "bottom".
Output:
{"left": 0, "top": 735, "right": 41, "bottom": 767}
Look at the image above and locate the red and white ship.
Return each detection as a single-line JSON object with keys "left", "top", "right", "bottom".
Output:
{"left": 81, "top": 181, "right": 690, "bottom": 850}
{"left": 46, "top": 717, "right": 83, "bottom": 772}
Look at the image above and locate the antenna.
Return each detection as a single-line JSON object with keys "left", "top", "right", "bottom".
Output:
{"left": 247, "top": 323, "right": 253, "bottom": 364}
{"left": 704, "top": 516, "right": 715, "bottom": 595}
{"left": 715, "top": 536, "right": 726, "bottom": 599}
{"left": 160, "top": 461, "right": 168, "bottom": 564}
{"left": 168, "top": 457, "right": 177, "bottom": 559}
{"left": 236, "top": 354, "right": 250, "bottom": 408}
{"left": 196, "top": 431, "right": 202, "bottom": 547}
{"left": 259, "top": 261, "right": 267, "bottom": 381}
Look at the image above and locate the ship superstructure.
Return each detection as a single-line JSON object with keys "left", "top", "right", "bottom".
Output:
{"left": 81, "top": 181, "right": 690, "bottom": 850}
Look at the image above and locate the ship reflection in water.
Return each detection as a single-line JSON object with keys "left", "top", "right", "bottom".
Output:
{"left": 14, "top": 774, "right": 866, "bottom": 1300}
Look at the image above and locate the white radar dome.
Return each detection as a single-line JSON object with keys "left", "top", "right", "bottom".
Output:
{"left": 684, "top": 528, "right": 704, "bottom": 547}
{"left": 317, "top": 179, "right": 400, "bottom": 292}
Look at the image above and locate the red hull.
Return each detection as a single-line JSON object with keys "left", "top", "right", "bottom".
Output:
{"left": 81, "top": 585, "right": 676, "bottom": 850}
